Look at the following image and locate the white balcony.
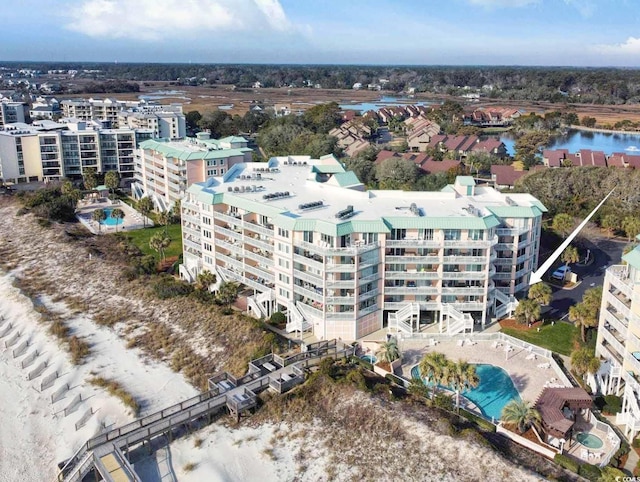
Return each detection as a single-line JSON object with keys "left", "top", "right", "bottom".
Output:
{"left": 385, "top": 255, "right": 440, "bottom": 263}
{"left": 385, "top": 286, "right": 439, "bottom": 296}
{"left": 385, "top": 238, "right": 442, "bottom": 248}
{"left": 385, "top": 270, "right": 439, "bottom": 280}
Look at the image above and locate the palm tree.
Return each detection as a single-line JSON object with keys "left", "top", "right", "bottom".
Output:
{"left": 104, "top": 171, "right": 120, "bottom": 197}
{"left": 450, "top": 360, "right": 479, "bottom": 412}
{"left": 110, "top": 208, "right": 125, "bottom": 233}
{"left": 569, "top": 302, "right": 597, "bottom": 343}
{"left": 83, "top": 167, "right": 98, "bottom": 191}
{"left": 195, "top": 270, "right": 217, "bottom": 292}
{"left": 622, "top": 216, "right": 640, "bottom": 242}
{"left": 418, "top": 352, "right": 449, "bottom": 400}
{"left": 527, "top": 283, "right": 552, "bottom": 305}
{"left": 92, "top": 208, "right": 106, "bottom": 234}
{"left": 601, "top": 213, "right": 620, "bottom": 238}
{"left": 137, "top": 197, "right": 154, "bottom": 228}
{"left": 217, "top": 281, "right": 240, "bottom": 308}
{"left": 158, "top": 210, "right": 171, "bottom": 235}
{"left": 149, "top": 232, "right": 171, "bottom": 261}
{"left": 514, "top": 299, "right": 541, "bottom": 325}
{"left": 561, "top": 245, "right": 580, "bottom": 269}
{"left": 571, "top": 346, "right": 601, "bottom": 378}
{"left": 377, "top": 337, "right": 401, "bottom": 364}
{"left": 501, "top": 400, "right": 541, "bottom": 434}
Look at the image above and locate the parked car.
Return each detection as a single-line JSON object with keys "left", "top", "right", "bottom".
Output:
{"left": 551, "top": 265, "right": 571, "bottom": 281}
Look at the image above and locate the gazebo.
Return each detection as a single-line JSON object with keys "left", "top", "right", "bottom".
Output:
{"left": 535, "top": 387, "right": 593, "bottom": 443}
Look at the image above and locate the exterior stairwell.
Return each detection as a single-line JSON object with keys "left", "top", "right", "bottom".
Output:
{"left": 286, "top": 302, "right": 311, "bottom": 333}
{"left": 440, "top": 304, "right": 474, "bottom": 335}
{"left": 494, "top": 289, "right": 519, "bottom": 319}
{"left": 388, "top": 303, "right": 420, "bottom": 335}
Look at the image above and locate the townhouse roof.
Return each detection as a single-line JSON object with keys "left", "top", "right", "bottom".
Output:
{"left": 420, "top": 159, "right": 461, "bottom": 174}
{"left": 623, "top": 245, "right": 640, "bottom": 269}
{"left": 490, "top": 165, "right": 527, "bottom": 187}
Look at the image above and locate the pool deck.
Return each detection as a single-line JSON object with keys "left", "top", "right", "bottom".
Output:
{"left": 399, "top": 338, "right": 565, "bottom": 404}
{"left": 76, "top": 198, "right": 154, "bottom": 234}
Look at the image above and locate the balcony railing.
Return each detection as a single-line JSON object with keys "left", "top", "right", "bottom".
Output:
{"left": 385, "top": 239, "right": 442, "bottom": 248}
{"left": 442, "top": 271, "right": 487, "bottom": 280}
{"left": 358, "top": 289, "right": 379, "bottom": 301}
{"left": 327, "top": 279, "right": 355, "bottom": 288}
{"left": 244, "top": 235, "right": 273, "bottom": 252}
{"left": 385, "top": 255, "right": 440, "bottom": 263}
{"left": 216, "top": 252, "right": 244, "bottom": 270}
{"left": 244, "top": 263, "right": 275, "bottom": 283}
{"left": 293, "top": 253, "right": 324, "bottom": 271}
{"left": 385, "top": 286, "right": 438, "bottom": 296}
{"left": 601, "top": 327, "right": 626, "bottom": 357}
{"left": 294, "top": 284, "right": 324, "bottom": 302}
{"left": 385, "top": 270, "right": 439, "bottom": 280}
{"left": 294, "top": 269, "right": 323, "bottom": 285}
{"left": 326, "top": 263, "right": 356, "bottom": 273}
{"left": 297, "top": 239, "right": 380, "bottom": 256}
{"left": 214, "top": 225, "right": 243, "bottom": 241}
{"left": 243, "top": 220, "right": 274, "bottom": 237}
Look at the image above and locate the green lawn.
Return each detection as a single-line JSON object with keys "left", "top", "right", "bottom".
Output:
{"left": 119, "top": 223, "right": 183, "bottom": 258}
{"left": 501, "top": 322, "right": 578, "bottom": 356}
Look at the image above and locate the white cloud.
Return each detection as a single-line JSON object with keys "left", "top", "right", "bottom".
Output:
{"left": 467, "top": 0, "right": 538, "bottom": 7}
{"left": 594, "top": 37, "right": 640, "bottom": 55}
{"left": 563, "top": 0, "right": 595, "bottom": 18}
{"left": 65, "top": 0, "right": 293, "bottom": 41}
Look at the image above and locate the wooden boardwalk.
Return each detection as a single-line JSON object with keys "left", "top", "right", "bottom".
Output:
{"left": 56, "top": 340, "right": 354, "bottom": 482}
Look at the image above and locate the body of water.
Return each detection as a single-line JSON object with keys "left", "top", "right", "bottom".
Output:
{"left": 339, "top": 96, "right": 436, "bottom": 112}
{"left": 500, "top": 130, "right": 640, "bottom": 157}
{"left": 139, "top": 90, "right": 190, "bottom": 101}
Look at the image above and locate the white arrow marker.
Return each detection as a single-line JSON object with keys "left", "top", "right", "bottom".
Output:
{"left": 529, "top": 188, "right": 615, "bottom": 286}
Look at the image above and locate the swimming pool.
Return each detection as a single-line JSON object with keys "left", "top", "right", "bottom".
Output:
{"left": 411, "top": 363, "right": 521, "bottom": 421}
{"left": 360, "top": 355, "right": 377, "bottom": 364}
{"left": 101, "top": 208, "right": 123, "bottom": 226}
{"left": 576, "top": 432, "right": 603, "bottom": 449}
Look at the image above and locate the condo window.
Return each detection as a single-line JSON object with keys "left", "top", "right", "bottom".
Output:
{"left": 468, "top": 230, "right": 484, "bottom": 241}
{"left": 278, "top": 228, "right": 290, "bottom": 238}
{"left": 444, "top": 229, "right": 461, "bottom": 241}
{"left": 303, "top": 231, "right": 314, "bottom": 243}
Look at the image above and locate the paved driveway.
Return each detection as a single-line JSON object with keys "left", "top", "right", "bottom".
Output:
{"left": 543, "top": 236, "right": 626, "bottom": 320}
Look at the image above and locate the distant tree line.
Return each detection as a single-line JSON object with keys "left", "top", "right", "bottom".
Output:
{"left": 6, "top": 61, "right": 640, "bottom": 105}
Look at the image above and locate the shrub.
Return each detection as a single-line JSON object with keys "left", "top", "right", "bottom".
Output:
{"left": 554, "top": 453, "right": 580, "bottom": 473}
{"left": 152, "top": 276, "right": 193, "bottom": 299}
{"left": 69, "top": 336, "right": 90, "bottom": 364}
{"left": 318, "top": 357, "right": 335, "bottom": 376}
{"left": 269, "top": 311, "right": 286, "bottom": 325}
{"left": 89, "top": 377, "right": 140, "bottom": 415}
{"left": 633, "top": 437, "right": 640, "bottom": 449}
{"left": 459, "top": 409, "right": 497, "bottom": 432}
{"left": 345, "top": 369, "right": 368, "bottom": 391}
{"left": 433, "top": 392, "right": 454, "bottom": 411}
{"left": 578, "top": 463, "right": 601, "bottom": 481}
{"left": 603, "top": 395, "right": 622, "bottom": 414}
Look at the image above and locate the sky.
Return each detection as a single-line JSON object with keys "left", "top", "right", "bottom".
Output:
{"left": 2, "top": 0, "right": 640, "bottom": 66}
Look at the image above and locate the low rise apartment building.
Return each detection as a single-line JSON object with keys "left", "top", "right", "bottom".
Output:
{"left": 180, "top": 155, "right": 545, "bottom": 342}
{"left": 133, "top": 132, "right": 252, "bottom": 211}
{"left": 61, "top": 98, "right": 186, "bottom": 138}
{"left": 0, "top": 120, "right": 153, "bottom": 183}
{"left": 595, "top": 245, "right": 640, "bottom": 441}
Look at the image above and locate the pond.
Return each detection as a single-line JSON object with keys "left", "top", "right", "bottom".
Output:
{"left": 500, "top": 130, "right": 640, "bottom": 157}
{"left": 339, "top": 96, "right": 437, "bottom": 112}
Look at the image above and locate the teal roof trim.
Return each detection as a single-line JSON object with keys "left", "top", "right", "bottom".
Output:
{"left": 139, "top": 139, "right": 250, "bottom": 161}
{"left": 332, "top": 171, "right": 362, "bottom": 187}
{"left": 529, "top": 199, "right": 548, "bottom": 213}
{"left": 312, "top": 164, "right": 346, "bottom": 174}
{"left": 382, "top": 216, "right": 499, "bottom": 230}
{"left": 486, "top": 206, "right": 543, "bottom": 219}
{"left": 455, "top": 176, "right": 475, "bottom": 186}
{"left": 623, "top": 246, "right": 640, "bottom": 269}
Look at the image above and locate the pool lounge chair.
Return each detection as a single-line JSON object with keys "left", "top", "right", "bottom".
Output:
{"left": 457, "top": 339, "right": 464, "bottom": 347}
{"left": 525, "top": 352, "right": 536, "bottom": 360}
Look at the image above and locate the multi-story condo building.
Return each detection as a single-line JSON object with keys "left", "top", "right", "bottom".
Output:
{"left": 61, "top": 98, "right": 186, "bottom": 138}
{"left": 595, "top": 244, "right": 640, "bottom": 440}
{"left": 0, "top": 120, "right": 153, "bottom": 183}
{"left": 179, "top": 155, "right": 545, "bottom": 342}
{"left": 133, "top": 132, "right": 252, "bottom": 211}
{"left": 0, "top": 101, "right": 27, "bottom": 127}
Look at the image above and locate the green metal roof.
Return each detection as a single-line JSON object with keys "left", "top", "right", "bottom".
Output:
{"left": 312, "top": 164, "right": 346, "bottom": 174}
{"left": 218, "top": 135, "right": 248, "bottom": 144}
{"left": 623, "top": 246, "right": 640, "bottom": 269}
{"left": 382, "top": 215, "right": 499, "bottom": 230}
{"left": 441, "top": 185, "right": 455, "bottom": 193}
{"left": 486, "top": 206, "right": 544, "bottom": 219}
{"left": 455, "top": 176, "right": 475, "bottom": 186}
{"left": 332, "top": 171, "right": 362, "bottom": 187}
{"left": 529, "top": 199, "right": 548, "bottom": 213}
{"left": 139, "top": 139, "right": 251, "bottom": 161}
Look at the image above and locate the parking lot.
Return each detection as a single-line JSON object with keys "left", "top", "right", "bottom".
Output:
{"left": 543, "top": 236, "right": 627, "bottom": 320}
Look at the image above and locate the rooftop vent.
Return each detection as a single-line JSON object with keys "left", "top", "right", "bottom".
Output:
{"left": 262, "top": 191, "right": 291, "bottom": 201}
{"left": 409, "top": 203, "right": 422, "bottom": 216}
{"left": 505, "top": 196, "right": 518, "bottom": 207}
{"left": 335, "top": 205, "right": 355, "bottom": 220}
{"left": 299, "top": 201, "right": 324, "bottom": 211}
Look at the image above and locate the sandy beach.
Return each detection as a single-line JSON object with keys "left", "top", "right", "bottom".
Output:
{"left": 0, "top": 202, "right": 557, "bottom": 481}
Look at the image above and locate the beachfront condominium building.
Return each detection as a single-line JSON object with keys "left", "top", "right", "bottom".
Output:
{"left": 594, "top": 244, "right": 640, "bottom": 441}
{"left": 132, "top": 132, "right": 252, "bottom": 211}
{"left": 61, "top": 98, "right": 186, "bottom": 138}
{"left": 0, "top": 120, "right": 153, "bottom": 184}
{"left": 0, "top": 101, "right": 27, "bottom": 127}
{"left": 179, "top": 155, "right": 545, "bottom": 342}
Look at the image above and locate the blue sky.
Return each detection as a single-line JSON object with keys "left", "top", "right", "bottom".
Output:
{"left": 2, "top": 0, "right": 640, "bottom": 66}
